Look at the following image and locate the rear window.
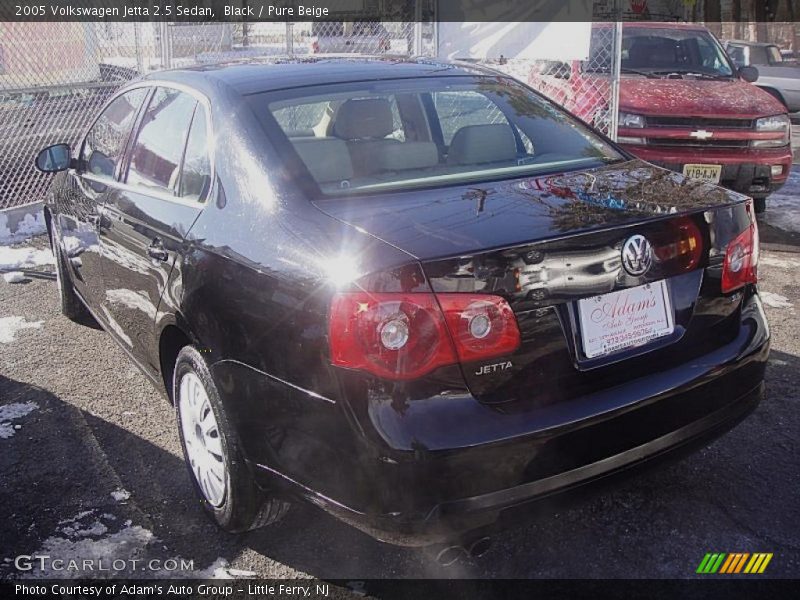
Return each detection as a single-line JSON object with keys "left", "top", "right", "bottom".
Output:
{"left": 248, "top": 76, "right": 622, "bottom": 196}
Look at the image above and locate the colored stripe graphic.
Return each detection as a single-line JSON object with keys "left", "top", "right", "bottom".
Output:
{"left": 701, "top": 552, "right": 772, "bottom": 574}
{"left": 697, "top": 553, "right": 727, "bottom": 573}
{"left": 719, "top": 553, "right": 750, "bottom": 573}
{"left": 697, "top": 553, "right": 713, "bottom": 573}
{"left": 719, "top": 554, "right": 736, "bottom": 574}
{"left": 733, "top": 553, "right": 750, "bottom": 573}
{"left": 744, "top": 553, "right": 774, "bottom": 574}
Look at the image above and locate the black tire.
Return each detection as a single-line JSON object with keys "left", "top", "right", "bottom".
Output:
{"left": 754, "top": 197, "right": 767, "bottom": 214}
{"left": 174, "top": 346, "right": 289, "bottom": 533}
{"left": 50, "top": 225, "right": 90, "bottom": 322}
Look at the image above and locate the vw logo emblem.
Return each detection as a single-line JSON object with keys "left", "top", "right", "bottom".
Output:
{"left": 621, "top": 235, "right": 653, "bottom": 276}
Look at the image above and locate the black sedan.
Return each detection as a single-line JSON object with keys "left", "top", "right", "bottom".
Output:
{"left": 36, "top": 57, "right": 768, "bottom": 546}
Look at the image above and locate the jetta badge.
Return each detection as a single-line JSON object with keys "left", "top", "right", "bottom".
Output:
{"left": 690, "top": 129, "right": 713, "bottom": 140}
{"left": 621, "top": 235, "right": 653, "bottom": 276}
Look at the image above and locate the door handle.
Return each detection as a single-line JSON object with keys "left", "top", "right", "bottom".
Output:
{"left": 147, "top": 239, "right": 169, "bottom": 262}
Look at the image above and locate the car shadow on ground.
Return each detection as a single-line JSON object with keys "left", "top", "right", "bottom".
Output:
{"left": 3, "top": 344, "right": 799, "bottom": 579}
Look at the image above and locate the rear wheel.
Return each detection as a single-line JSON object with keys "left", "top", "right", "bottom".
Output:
{"left": 50, "top": 225, "right": 90, "bottom": 322}
{"left": 174, "top": 346, "right": 289, "bottom": 532}
{"left": 754, "top": 197, "right": 767, "bottom": 214}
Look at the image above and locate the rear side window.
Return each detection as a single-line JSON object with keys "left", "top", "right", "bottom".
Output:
{"left": 81, "top": 88, "right": 147, "bottom": 180}
{"left": 126, "top": 87, "right": 197, "bottom": 193}
{"left": 749, "top": 45, "right": 770, "bottom": 65}
{"left": 179, "top": 105, "right": 211, "bottom": 202}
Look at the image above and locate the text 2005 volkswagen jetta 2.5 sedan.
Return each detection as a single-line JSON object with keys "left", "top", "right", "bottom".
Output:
{"left": 36, "top": 58, "right": 768, "bottom": 546}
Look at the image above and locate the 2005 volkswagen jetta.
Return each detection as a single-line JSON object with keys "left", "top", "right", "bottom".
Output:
{"left": 36, "top": 57, "right": 768, "bottom": 545}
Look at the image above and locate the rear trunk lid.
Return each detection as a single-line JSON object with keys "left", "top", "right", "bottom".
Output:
{"left": 315, "top": 160, "right": 755, "bottom": 405}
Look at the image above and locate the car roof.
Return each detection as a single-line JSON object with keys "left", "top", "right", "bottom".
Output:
{"left": 143, "top": 56, "right": 494, "bottom": 97}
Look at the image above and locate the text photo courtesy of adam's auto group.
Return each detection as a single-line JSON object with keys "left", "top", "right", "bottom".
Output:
{"left": 1, "top": 1, "right": 800, "bottom": 593}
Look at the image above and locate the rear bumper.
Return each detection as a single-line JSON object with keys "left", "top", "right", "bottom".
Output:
{"left": 246, "top": 292, "right": 769, "bottom": 546}
{"left": 621, "top": 144, "right": 792, "bottom": 197}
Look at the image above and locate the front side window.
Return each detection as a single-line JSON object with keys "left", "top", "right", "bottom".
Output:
{"left": 248, "top": 76, "right": 621, "bottom": 196}
{"left": 126, "top": 87, "right": 197, "bottom": 193}
{"left": 727, "top": 45, "right": 746, "bottom": 67}
{"left": 81, "top": 88, "right": 147, "bottom": 180}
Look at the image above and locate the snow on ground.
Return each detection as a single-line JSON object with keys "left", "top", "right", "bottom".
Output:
{"left": 3, "top": 272, "right": 25, "bottom": 283}
{"left": 16, "top": 508, "right": 256, "bottom": 579}
{"left": 190, "top": 558, "right": 258, "bottom": 579}
{"left": 0, "top": 401, "right": 38, "bottom": 439}
{"left": 111, "top": 488, "right": 131, "bottom": 502}
{"left": 0, "top": 212, "right": 47, "bottom": 245}
{"left": 20, "top": 515, "right": 154, "bottom": 579}
{"left": 760, "top": 291, "right": 794, "bottom": 309}
{"left": 0, "top": 316, "right": 43, "bottom": 344}
{"left": 763, "top": 167, "right": 800, "bottom": 233}
{"left": 0, "top": 246, "right": 53, "bottom": 270}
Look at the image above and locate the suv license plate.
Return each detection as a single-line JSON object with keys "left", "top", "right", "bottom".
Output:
{"left": 578, "top": 280, "right": 675, "bottom": 359}
{"left": 683, "top": 164, "right": 722, "bottom": 183}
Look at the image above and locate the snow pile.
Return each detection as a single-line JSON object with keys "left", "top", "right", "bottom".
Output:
{"left": 0, "top": 211, "right": 47, "bottom": 245}
{"left": 0, "top": 316, "right": 44, "bottom": 344}
{"left": 763, "top": 167, "right": 800, "bottom": 233}
{"left": 3, "top": 272, "right": 26, "bottom": 283}
{"left": 0, "top": 401, "right": 38, "bottom": 439}
{"left": 760, "top": 291, "right": 793, "bottom": 309}
{"left": 111, "top": 488, "right": 131, "bottom": 502}
{"left": 22, "top": 522, "right": 154, "bottom": 579}
{"left": 0, "top": 246, "right": 53, "bottom": 270}
{"left": 191, "top": 558, "right": 257, "bottom": 579}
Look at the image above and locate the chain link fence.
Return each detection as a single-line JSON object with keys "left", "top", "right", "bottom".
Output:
{"left": 1, "top": 20, "right": 613, "bottom": 211}
{"left": 512, "top": 24, "right": 619, "bottom": 137}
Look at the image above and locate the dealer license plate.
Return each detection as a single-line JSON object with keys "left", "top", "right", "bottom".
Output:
{"left": 578, "top": 280, "right": 675, "bottom": 359}
{"left": 682, "top": 163, "right": 722, "bottom": 184}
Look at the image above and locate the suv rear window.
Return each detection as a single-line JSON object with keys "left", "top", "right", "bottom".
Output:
{"left": 248, "top": 76, "right": 622, "bottom": 196}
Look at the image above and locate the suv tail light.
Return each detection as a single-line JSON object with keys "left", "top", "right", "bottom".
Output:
{"left": 721, "top": 205, "right": 759, "bottom": 293}
{"left": 329, "top": 292, "right": 520, "bottom": 380}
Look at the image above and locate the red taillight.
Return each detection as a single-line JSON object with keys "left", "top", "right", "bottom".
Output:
{"left": 437, "top": 294, "right": 521, "bottom": 363}
{"left": 652, "top": 217, "right": 703, "bottom": 272}
{"left": 721, "top": 214, "right": 759, "bottom": 293}
{"left": 329, "top": 292, "right": 520, "bottom": 380}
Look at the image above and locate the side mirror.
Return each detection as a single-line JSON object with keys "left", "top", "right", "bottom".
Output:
{"left": 739, "top": 66, "right": 759, "bottom": 83}
{"left": 35, "top": 143, "right": 72, "bottom": 173}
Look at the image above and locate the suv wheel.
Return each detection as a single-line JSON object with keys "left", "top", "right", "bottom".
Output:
{"left": 754, "top": 197, "right": 767, "bottom": 214}
{"left": 174, "top": 346, "right": 289, "bottom": 532}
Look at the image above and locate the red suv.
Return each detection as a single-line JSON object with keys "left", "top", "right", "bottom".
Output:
{"left": 529, "top": 22, "right": 792, "bottom": 212}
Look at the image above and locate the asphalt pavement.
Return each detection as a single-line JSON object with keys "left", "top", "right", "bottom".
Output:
{"left": 1, "top": 192, "right": 799, "bottom": 582}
